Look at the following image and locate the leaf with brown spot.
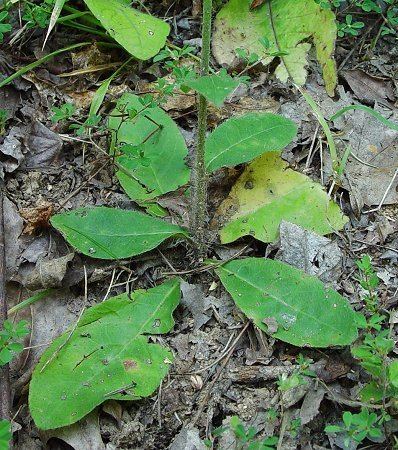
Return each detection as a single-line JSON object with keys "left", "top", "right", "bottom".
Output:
{"left": 123, "top": 359, "right": 138, "bottom": 371}
{"left": 29, "top": 278, "right": 180, "bottom": 430}
{"left": 213, "top": 0, "right": 338, "bottom": 95}
{"left": 250, "top": 0, "right": 266, "bottom": 9}
{"left": 217, "top": 258, "right": 358, "bottom": 347}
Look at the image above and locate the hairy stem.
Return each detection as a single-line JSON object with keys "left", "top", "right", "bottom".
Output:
{"left": 190, "top": 0, "right": 212, "bottom": 257}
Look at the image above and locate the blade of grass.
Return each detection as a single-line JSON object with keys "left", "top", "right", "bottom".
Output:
{"left": 8, "top": 289, "right": 54, "bottom": 316}
{"left": 42, "top": 0, "right": 67, "bottom": 50}
{"left": 297, "top": 86, "right": 339, "bottom": 172}
{"left": 330, "top": 105, "right": 398, "bottom": 132}
{"left": 0, "top": 42, "right": 91, "bottom": 89}
{"left": 89, "top": 56, "right": 134, "bottom": 117}
{"left": 57, "top": 11, "right": 92, "bottom": 24}
{"left": 63, "top": 4, "right": 101, "bottom": 27}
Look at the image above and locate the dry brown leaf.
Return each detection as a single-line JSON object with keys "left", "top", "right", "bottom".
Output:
{"left": 342, "top": 69, "right": 394, "bottom": 106}
{"left": 20, "top": 201, "right": 54, "bottom": 235}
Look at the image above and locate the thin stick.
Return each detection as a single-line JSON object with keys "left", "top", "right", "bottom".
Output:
{"left": 55, "top": 160, "right": 110, "bottom": 211}
{"left": 305, "top": 125, "right": 319, "bottom": 170}
{"left": 0, "top": 184, "right": 11, "bottom": 421}
{"left": 192, "top": 321, "right": 250, "bottom": 426}
{"left": 189, "top": 0, "right": 212, "bottom": 258}
{"left": 365, "top": 168, "right": 398, "bottom": 214}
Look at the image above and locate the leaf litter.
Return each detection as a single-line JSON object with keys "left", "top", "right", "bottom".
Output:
{"left": 1, "top": 1, "right": 397, "bottom": 449}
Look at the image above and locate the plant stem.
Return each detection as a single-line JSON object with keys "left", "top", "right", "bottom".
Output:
{"left": 0, "top": 184, "right": 11, "bottom": 422}
{"left": 190, "top": 0, "right": 212, "bottom": 258}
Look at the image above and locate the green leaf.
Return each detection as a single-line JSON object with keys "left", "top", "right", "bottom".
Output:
{"left": 389, "top": 360, "right": 398, "bottom": 388}
{"left": 51, "top": 207, "right": 188, "bottom": 260}
{"left": 82, "top": 0, "right": 170, "bottom": 60}
{"left": 205, "top": 113, "right": 297, "bottom": 173}
{"left": 213, "top": 0, "right": 337, "bottom": 95}
{"left": 216, "top": 152, "right": 347, "bottom": 244}
{"left": 325, "top": 425, "right": 342, "bottom": 433}
{"left": 109, "top": 93, "right": 189, "bottom": 202}
{"left": 29, "top": 279, "right": 180, "bottom": 430}
{"left": 184, "top": 72, "right": 240, "bottom": 107}
{"left": 360, "top": 381, "right": 385, "bottom": 403}
{"left": 89, "top": 58, "right": 134, "bottom": 117}
{"left": 0, "top": 420, "right": 11, "bottom": 450}
{"left": 89, "top": 78, "right": 113, "bottom": 118}
{"left": 216, "top": 258, "right": 358, "bottom": 347}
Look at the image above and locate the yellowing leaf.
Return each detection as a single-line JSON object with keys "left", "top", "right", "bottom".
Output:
{"left": 216, "top": 152, "right": 348, "bottom": 243}
{"left": 213, "top": 0, "right": 337, "bottom": 95}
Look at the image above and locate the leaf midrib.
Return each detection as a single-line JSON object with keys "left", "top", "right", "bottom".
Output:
{"left": 39, "top": 281, "right": 179, "bottom": 424}
{"left": 220, "top": 265, "right": 349, "bottom": 336}
{"left": 205, "top": 123, "right": 288, "bottom": 170}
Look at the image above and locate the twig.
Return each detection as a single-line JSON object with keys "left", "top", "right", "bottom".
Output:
{"left": 0, "top": 184, "right": 11, "bottom": 421}
{"left": 55, "top": 160, "right": 110, "bottom": 211}
{"left": 305, "top": 125, "right": 320, "bottom": 170}
{"left": 192, "top": 321, "right": 250, "bottom": 426}
{"left": 364, "top": 168, "right": 398, "bottom": 214}
{"left": 102, "top": 268, "right": 116, "bottom": 302}
{"left": 189, "top": 332, "right": 236, "bottom": 374}
{"left": 276, "top": 409, "right": 289, "bottom": 450}
{"left": 157, "top": 380, "right": 163, "bottom": 428}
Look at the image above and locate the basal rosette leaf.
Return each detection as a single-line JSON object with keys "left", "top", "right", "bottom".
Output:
{"left": 29, "top": 279, "right": 180, "bottom": 430}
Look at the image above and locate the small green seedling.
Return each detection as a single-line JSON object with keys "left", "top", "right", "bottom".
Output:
{"left": 325, "top": 409, "right": 387, "bottom": 448}
{"left": 327, "top": 255, "right": 397, "bottom": 447}
{"left": 22, "top": 0, "right": 55, "bottom": 29}
{"left": 51, "top": 103, "right": 76, "bottom": 124}
{"left": 153, "top": 44, "right": 196, "bottom": 64}
{"left": 277, "top": 354, "right": 315, "bottom": 392}
{"left": 356, "top": 255, "right": 380, "bottom": 313}
{"left": 338, "top": 14, "right": 365, "bottom": 37}
{"left": 69, "top": 113, "right": 102, "bottom": 136}
{"left": 206, "top": 416, "right": 279, "bottom": 450}
{"left": 0, "top": 320, "right": 29, "bottom": 366}
{"left": 0, "top": 10, "right": 11, "bottom": 42}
